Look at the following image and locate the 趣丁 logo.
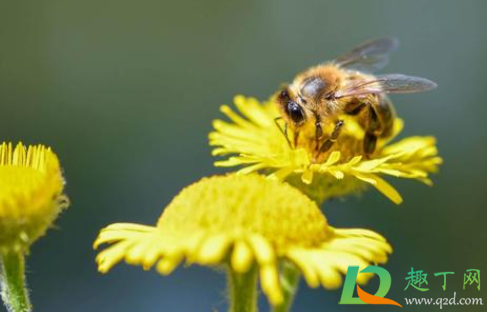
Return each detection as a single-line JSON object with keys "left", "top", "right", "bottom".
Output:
{"left": 340, "top": 266, "right": 402, "bottom": 307}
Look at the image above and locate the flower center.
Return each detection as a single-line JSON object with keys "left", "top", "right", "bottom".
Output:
{"left": 157, "top": 174, "right": 329, "bottom": 252}
{"left": 0, "top": 167, "right": 46, "bottom": 211}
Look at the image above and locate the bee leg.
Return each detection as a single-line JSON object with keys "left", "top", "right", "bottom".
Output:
{"left": 293, "top": 130, "right": 300, "bottom": 149}
{"left": 363, "top": 104, "right": 381, "bottom": 156}
{"left": 364, "top": 132, "right": 378, "bottom": 156}
{"left": 319, "top": 120, "right": 344, "bottom": 153}
{"left": 274, "top": 117, "right": 292, "bottom": 148}
{"left": 344, "top": 99, "right": 367, "bottom": 115}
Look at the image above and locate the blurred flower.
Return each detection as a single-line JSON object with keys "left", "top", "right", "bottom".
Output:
{"left": 0, "top": 142, "right": 68, "bottom": 312}
{"left": 94, "top": 174, "right": 391, "bottom": 306}
{"left": 209, "top": 96, "right": 442, "bottom": 204}
{"left": 0, "top": 142, "right": 68, "bottom": 253}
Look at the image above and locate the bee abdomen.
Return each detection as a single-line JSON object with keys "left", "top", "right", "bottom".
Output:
{"left": 376, "top": 95, "right": 396, "bottom": 138}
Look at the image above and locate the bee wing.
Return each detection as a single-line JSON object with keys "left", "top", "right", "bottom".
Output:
{"left": 334, "top": 38, "right": 399, "bottom": 73}
{"left": 334, "top": 74, "right": 437, "bottom": 98}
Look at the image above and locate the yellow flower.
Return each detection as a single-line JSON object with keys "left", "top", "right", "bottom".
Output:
{"left": 0, "top": 142, "right": 68, "bottom": 253}
{"left": 209, "top": 96, "right": 442, "bottom": 204}
{"left": 94, "top": 174, "right": 391, "bottom": 306}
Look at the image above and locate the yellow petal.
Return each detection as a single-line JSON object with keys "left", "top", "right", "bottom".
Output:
{"left": 354, "top": 173, "right": 403, "bottom": 204}
{"left": 324, "top": 151, "right": 341, "bottom": 166}
{"left": 156, "top": 256, "right": 182, "bottom": 275}
{"left": 96, "top": 240, "right": 133, "bottom": 273}
{"left": 260, "top": 265, "right": 283, "bottom": 306}
{"left": 287, "top": 250, "right": 320, "bottom": 288}
{"left": 196, "top": 234, "right": 231, "bottom": 265}
{"left": 231, "top": 240, "right": 254, "bottom": 273}
{"left": 248, "top": 234, "right": 275, "bottom": 265}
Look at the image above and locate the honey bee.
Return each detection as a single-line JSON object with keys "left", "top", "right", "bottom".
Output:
{"left": 276, "top": 38, "right": 437, "bottom": 161}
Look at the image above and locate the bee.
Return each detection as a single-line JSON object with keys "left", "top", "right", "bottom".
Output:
{"left": 276, "top": 38, "right": 437, "bottom": 161}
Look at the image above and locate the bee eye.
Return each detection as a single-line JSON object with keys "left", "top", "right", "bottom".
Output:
{"left": 278, "top": 88, "right": 290, "bottom": 102}
{"left": 286, "top": 101, "right": 305, "bottom": 125}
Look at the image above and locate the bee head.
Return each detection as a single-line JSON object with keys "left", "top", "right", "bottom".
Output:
{"left": 277, "top": 86, "right": 306, "bottom": 127}
{"left": 277, "top": 85, "right": 327, "bottom": 145}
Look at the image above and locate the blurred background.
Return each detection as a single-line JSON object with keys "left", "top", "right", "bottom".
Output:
{"left": 1, "top": 0, "right": 486, "bottom": 311}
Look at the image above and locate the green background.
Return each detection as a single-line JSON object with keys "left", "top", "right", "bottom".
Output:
{"left": 1, "top": 0, "right": 486, "bottom": 311}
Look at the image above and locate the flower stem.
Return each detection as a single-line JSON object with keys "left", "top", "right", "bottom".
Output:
{"left": 228, "top": 265, "right": 258, "bottom": 312}
{"left": 272, "top": 261, "right": 300, "bottom": 312}
{"left": 0, "top": 252, "right": 31, "bottom": 312}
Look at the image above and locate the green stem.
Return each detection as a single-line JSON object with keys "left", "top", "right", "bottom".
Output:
{"left": 0, "top": 252, "right": 31, "bottom": 312}
{"left": 228, "top": 265, "right": 258, "bottom": 312}
{"left": 272, "top": 261, "right": 300, "bottom": 312}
